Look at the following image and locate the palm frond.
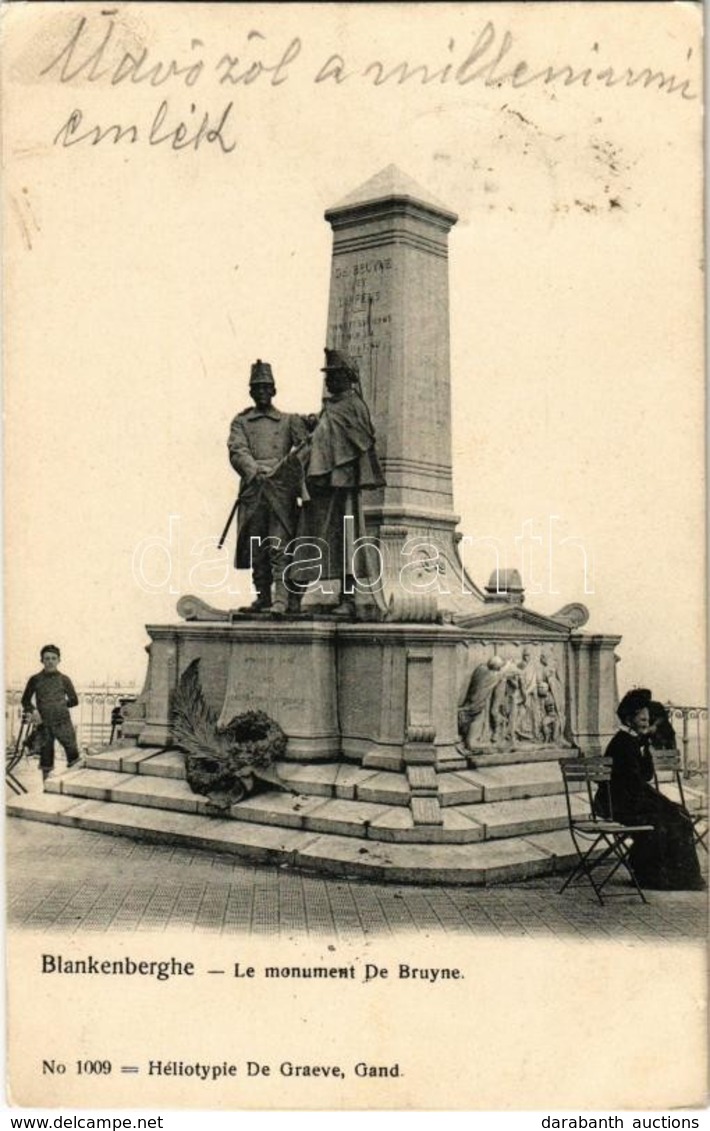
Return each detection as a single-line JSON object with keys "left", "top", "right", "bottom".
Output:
{"left": 171, "top": 659, "right": 223, "bottom": 758}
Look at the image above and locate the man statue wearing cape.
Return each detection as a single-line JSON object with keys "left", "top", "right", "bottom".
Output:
{"left": 296, "top": 348, "right": 385, "bottom": 618}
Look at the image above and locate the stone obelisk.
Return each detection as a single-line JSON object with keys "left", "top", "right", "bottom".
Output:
{"left": 324, "top": 165, "right": 484, "bottom": 612}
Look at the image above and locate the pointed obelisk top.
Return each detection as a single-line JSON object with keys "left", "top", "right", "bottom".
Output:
{"left": 327, "top": 164, "right": 458, "bottom": 223}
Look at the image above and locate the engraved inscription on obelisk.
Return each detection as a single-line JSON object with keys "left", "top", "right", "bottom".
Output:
{"left": 324, "top": 165, "right": 459, "bottom": 534}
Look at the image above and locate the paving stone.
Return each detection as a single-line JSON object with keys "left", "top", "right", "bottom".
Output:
{"left": 459, "top": 761, "right": 567, "bottom": 802}
{"left": 434, "top": 753, "right": 467, "bottom": 772}
{"left": 400, "top": 748, "right": 436, "bottom": 766}
{"left": 437, "top": 773, "right": 484, "bottom": 806}
{"left": 52, "top": 799, "right": 208, "bottom": 838}
{"left": 441, "top": 809, "right": 486, "bottom": 842}
{"left": 179, "top": 821, "right": 315, "bottom": 864}
{"left": 273, "top": 763, "right": 340, "bottom": 797}
{"left": 458, "top": 794, "right": 585, "bottom": 839}
{"left": 520, "top": 829, "right": 580, "bottom": 866}
{"left": 6, "top": 791, "right": 83, "bottom": 822}
{"left": 368, "top": 807, "right": 415, "bottom": 832}
{"left": 365, "top": 807, "right": 484, "bottom": 845}
{"left": 294, "top": 834, "right": 401, "bottom": 880}
{"left": 137, "top": 750, "right": 186, "bottom": 779}
{"left": 110, "top": 776, "right": 200, "bottom": 814}
{"left": 407, "top": 766, "right": 438, "bottom": 792}
{"left": 48, "top": 769, "right": 128, "bottom": 801}
{"left": 355, "top": 771, "right": 410, "bottom": 806}
{"left": 333, "top": 764, "right": 378, "bottom": 800}
{"left": 33, "top": 799, "right": 313, "bottom": 867}
{"left": 295, "top": 834, "right": 551, "bottom": 885}
{"left": 361, "top": 751, "right": 404, "bottom": 771}
{"left": 411, "top": 796, "right": 443, "bottom": 825}
{"left": 119, "top": 748, "right": 164, "bottom": 773}
{"left": 85, "top": 750, "right": 124, "bottom": 772}
{"left": 43, "top": 779, "right": 66, "bottom": 796}
{"left": 230, "top": 792, "right": 326, "bottom": 830}
{"left": 302, "top": 797, "right": 392, "bottom": 837}
{"left": 463, "top": 746, "right": 572, "bottom": 768}
{"left": 453, "top": 838, "right": 557, "bottom": 883}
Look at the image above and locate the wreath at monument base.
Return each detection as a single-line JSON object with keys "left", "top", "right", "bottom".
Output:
{"left": 171, "top": 659, "right": 292, "bottom": 812}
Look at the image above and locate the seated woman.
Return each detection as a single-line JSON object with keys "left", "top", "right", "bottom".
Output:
{"left": 596, "top": 688, "right": 705, "bottom": 891}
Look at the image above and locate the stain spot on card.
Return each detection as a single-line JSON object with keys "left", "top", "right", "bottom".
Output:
{"left": 10, "top": 189, "right": 40, "bottom": 249}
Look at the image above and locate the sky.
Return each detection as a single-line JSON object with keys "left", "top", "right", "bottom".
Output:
{"left": 3, "top": 2, "right": 705, "bottom": 705}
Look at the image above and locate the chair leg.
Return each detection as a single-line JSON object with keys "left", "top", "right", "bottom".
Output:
{"left": 5, "top": 770, "right": 27, "bottom": 795}
{"left": 604, "top": 836, "right": 648, "bottom": 903}
{"left": 560, "top": 832, "right": 649, "bottom": 905}
{"left": 693, "top": 821, "right": 707, "bottom": 852}
{"left": 560, "top": 834, "right": 609, "bottom": 905}
{"left": 559, "top": 860, "right": 590, "bottom": 896}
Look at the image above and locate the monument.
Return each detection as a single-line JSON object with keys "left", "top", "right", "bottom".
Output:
{"left": 8, "top": 167, "right": 623, "bottom": 884}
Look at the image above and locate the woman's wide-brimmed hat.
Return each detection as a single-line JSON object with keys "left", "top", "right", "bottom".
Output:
{"left": 617, "top": 687, "right": 652, "bottom": 722}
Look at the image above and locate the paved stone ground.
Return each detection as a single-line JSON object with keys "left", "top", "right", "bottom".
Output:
{"left": 6, "top": 763, "right": 707, "bottom": 940}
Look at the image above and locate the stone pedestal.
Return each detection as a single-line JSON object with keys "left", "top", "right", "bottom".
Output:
{"left": 121, "top": 603, "right": 622, "bottom": 775}
{"left": 337, "top": 623, "right": 463, "bottom": 770}
{"left": 122, "top": 616, "right": 467, "bottom": 771}
{"left": 568, "top": 633, "right": 621, "bottom": 755}
{"left": 122, "top": 621, "right": 340, "bottom": 761}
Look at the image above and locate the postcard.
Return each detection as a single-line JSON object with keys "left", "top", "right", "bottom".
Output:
{"left": 3, "top": 0, "right": 706, "bottom": 1113}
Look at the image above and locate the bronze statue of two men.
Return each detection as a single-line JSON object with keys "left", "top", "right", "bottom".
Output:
{"left": 227, "top": 349, "right": 384, "bottom": 618}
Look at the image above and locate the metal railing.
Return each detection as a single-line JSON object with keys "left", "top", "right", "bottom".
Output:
{"left": 5, "top": 686, "right": 706, "bottom": 780}
{"left": 664, "top": 704, "right": 708, "bottom": 782}
{"left": 5, "top": 683, "right": 139, "bottom": 750}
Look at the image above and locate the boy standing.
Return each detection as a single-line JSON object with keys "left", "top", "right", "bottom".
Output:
{"left": 21, "top": 645, "right": 81, "bottom": 781}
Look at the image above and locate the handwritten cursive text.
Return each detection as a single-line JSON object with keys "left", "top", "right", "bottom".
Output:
{"left": 53, "top": 100, "right": 237, "bottom": 153}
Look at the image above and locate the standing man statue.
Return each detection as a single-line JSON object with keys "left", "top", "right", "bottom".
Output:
{"left": 300, "top": 349, "right": 385, "bottom": 618}
{"left": 227, "top": 359, "right": 308, "bottom": 616}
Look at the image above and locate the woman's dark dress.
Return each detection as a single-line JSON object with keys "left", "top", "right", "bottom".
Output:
{"left": 596, "top": 729, "right": 704, "bottom": 890}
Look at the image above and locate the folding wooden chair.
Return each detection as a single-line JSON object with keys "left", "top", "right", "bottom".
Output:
{"left": 109, "top": 697, "right": 137, "bottom": 745}
{"left": 5, "top": 717, "right": 29, "bottom": 795}
{"left": 559, "top": 756, "right": 654, "bottom": 905}
{"left": 651, "top": 748, "right": 707, "bottom": 853}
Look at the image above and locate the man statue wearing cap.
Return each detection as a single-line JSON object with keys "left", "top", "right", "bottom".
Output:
{"left": 298, "top": 349, "right": 385, "bottom": 618}
{"left": 228, "top": 360, "right": 308, "bottom": 615}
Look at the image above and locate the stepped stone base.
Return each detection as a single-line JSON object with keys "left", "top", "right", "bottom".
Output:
{"left": 7, "top": 788, "right": 583, "bottom": 885}
{"left": 6, "top": 743, "right": 589, "bottom": 885}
